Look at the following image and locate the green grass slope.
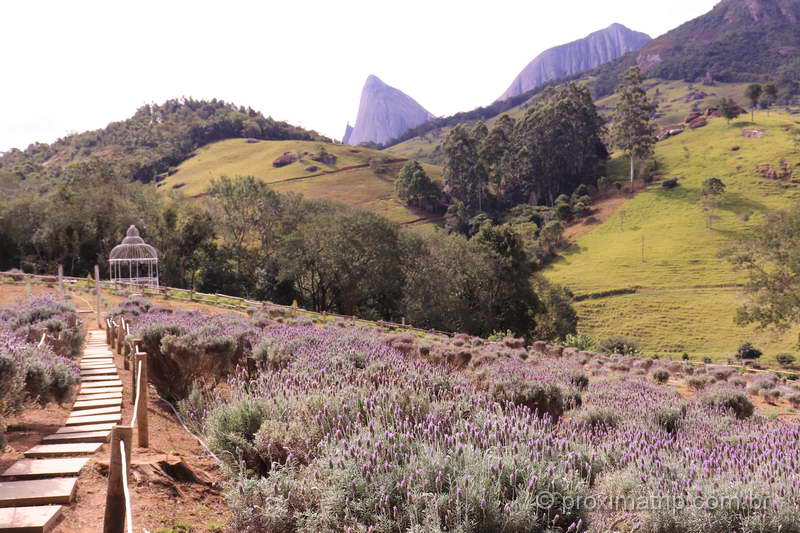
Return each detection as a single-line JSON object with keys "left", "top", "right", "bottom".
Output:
{"left": 159, "top": 139, "right": 443, "bottom": 226}
{"left": 546, "top": 110, "right": 800, "bottom": 362}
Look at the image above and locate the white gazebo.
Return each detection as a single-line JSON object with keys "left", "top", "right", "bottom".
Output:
{"left": 109, "top": 225, "right": 159, "bottom": 288}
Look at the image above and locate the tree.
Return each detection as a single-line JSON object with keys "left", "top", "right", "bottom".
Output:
{"left": 395, "top": 160, "right": 441, "bottom": 211}
{"left": 277, "top": 210, "right": 404, "bottom": 318}
{"left": 611, "top": 67, "right": 657, "bottom": 186}
{"left": 501, "top": 83, "right": 607, "bottom": 206}
{"left": 701, "top": 177, "right": 726, "bottom": 229}
{"left": 726, "top": 206, "right": 800, "bottom": 332}
{"left": 763, "top": 83, "right": 778, "bottom": 115}
{"left": 442, "top": 124, "right": 489, "bottom": 226}
{"left": 744, "top": 84, "right": 763, "bottom": 122}
{"left": 205, "top": 176, "right": 283, "bottom": 297}
{"left": 719, "top": 98, "right": 745, "bottom": 125}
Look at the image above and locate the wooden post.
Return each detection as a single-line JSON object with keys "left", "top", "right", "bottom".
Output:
{"left": 122, "top": 336, "right": 130, "bottom": 371}
{"left": 103, "top": 425, "right": 133, "bottom": 533}
{"left": 116, "top": 319, "right": 124, "bottom": 355}
{"left": 105, "top": 318, "right": 111, "bottom": 345}
{"left": 94, "top": 265, "right": 101, "bottom": 329}
{"left": 130, "top": 357, "right": 137, "bottom": 406}
{"left": 58, "top": 265, "right": 65, "bottom": 301}
{"left": 136, "top": 352, "right": 149, "bottom": 448}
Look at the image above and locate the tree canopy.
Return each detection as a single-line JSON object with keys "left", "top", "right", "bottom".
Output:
{"left": 727, "top": 206, "right": 800, "bottom": 334}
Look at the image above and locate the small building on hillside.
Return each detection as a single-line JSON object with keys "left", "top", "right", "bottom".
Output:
{"left": 109, "top": 225, "right": 159, "bottom": 289}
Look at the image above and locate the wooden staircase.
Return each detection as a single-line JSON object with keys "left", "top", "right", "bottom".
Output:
{"left": 0, "top": 330, "right": 120, "bottom": 532}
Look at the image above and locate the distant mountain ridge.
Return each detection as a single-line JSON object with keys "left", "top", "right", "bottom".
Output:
{"left": 345, "top": 75, "right": 434, "bottom": 146}
{"left": 498, "top": 23, "right": 651, "bottom": 101}
{"left": 633, "top": 0, "right": 800, "bottom": 81}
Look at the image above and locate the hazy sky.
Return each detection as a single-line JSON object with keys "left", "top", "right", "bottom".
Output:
{"left": 1, "top": 0, "right": 720, "bottom": 152}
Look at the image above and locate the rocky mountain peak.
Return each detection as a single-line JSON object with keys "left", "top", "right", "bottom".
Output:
{"left": 497, "top": 23, "right": 651, "bottom": 101}
{"left": 344, "top": 75, "right": 433, "bottom": 146}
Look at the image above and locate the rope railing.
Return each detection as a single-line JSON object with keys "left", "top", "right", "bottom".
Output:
{"left": 120, "top": 440, "right": 134, "bottom": 533}
{"left": 103, "top": 316, "right": 149, "bottom": 533}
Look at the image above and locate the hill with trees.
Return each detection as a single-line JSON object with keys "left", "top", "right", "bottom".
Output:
{"left": 0, "top": 98, "right": 327, "bottom": 185}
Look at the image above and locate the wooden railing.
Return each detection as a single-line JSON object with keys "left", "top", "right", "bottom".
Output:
{"left": 103, "top": 316, "right": 149, "bottom": 533}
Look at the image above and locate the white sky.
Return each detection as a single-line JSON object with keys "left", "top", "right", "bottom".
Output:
{"left": 0, "top": 0, "right": 720, "bottom": 152}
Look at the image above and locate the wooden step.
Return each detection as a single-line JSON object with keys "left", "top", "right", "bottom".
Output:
{"left": 55, "top": 423, "right": 116, "bottom": 435}
{"left": 80, "top": 368, "right": 117, "bottom": 376}
{"left": 78, "top": 386, "right": 122, "bottom": 395}
{"left": 0, "top": 505, "right": 63, "bottom": 532}
{"left": 1, "top": 458, "right": 89, "bottom": 479}
{"left": 64, "top": 414, "right": 121, "bottom": 426}
{"left": 75, "top": 392, "right": 122, "bottom": 402}
{"left": 23, "top": 443, "right": 102, "bottom": 458}
{"left": 42, "top": 431, "right": 110, "bottom": 444}
{"left": 72, "top": 398, "right": 122, "bottom": 410}
{"left": 81, "top": 377, "right": 122, "bottom": 389}
{"left": 68, "top": 406, "right": 120, "bottom": 417}
{"left": 0, "top": 478, "right": 77, "bottom": 507}
{"left": 79, "top": 361, "right": 114, "bottom": 367}
{"left": 80, "top": 353, "right": 113, "bottom": 359}
{"left": 80, "top": 376, "right": 120, "bottom": 383}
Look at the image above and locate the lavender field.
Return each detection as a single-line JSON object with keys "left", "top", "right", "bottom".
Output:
{"left": 120, "top": 299, "right": 800, "bottom": 532}
{"left": 0, "top": 295, "right": 82, "bottom": 445}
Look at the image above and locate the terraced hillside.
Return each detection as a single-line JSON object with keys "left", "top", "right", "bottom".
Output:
{"left": 388, "top": 79, "right": 751, "bottom": 164}
{"left": 159, "top": 139, "right": 444, "bottom": 227}
{"left": 546, "top": 110, "right": 800, "bottom": 362}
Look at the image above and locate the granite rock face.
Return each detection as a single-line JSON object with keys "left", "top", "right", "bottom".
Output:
{"left": 345, "top": 75, "right": 433, "bottom": 146}
{"left": 498, "top": 23, "right": 651, "bottom": 101}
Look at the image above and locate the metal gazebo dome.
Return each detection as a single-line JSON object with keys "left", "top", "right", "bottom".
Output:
{"left": 109, "top": 225, "right": 159, "bottom": 288}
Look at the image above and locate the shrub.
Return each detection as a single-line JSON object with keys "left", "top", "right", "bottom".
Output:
{"left": 788, "top": 392, "right": 800, "bottom": 408}
{"left": 576, "top": 406, "right": 619, "bottom": 428}
{"left": 569, "top": 371, "right": 590, "bottom": 391}
{"left": 776, "top": 353, "right": 796, "bottom": 367}
{"left": 488, "top": 378, "right": 564, "bottom": 419}
{"left": 206, "top": 398, "right": 271, "bottom": 475}
{"left": 651, "top": 369, "right": 670, "bottom": 384}
{"left": 654, "top": 407, "right": 684, "bottom": 433}
{"left": 736, "top": 342, "right": 762, "bottom": 360}
{"left": 597, "top": 336, "right": 640, "bottom": 356}
{"left": 701, "top": 388, "right": 755, "bottom": 419}
{"left": 685, "top": 376, "right": 707, "bottom": 391}
{"left": 562, "top": 333, "right": 595, "bottom": 351}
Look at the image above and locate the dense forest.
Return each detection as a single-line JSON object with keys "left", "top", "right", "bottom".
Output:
{"left": 0, "top": 98, "right": 327, "bottom": 184}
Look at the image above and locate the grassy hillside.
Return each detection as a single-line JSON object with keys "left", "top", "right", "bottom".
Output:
{"left": 546, "top": 109, "right": 800, "bottom": 362}
{"left": 160, "top": 139, "right": 444, "bottom": 227}
{"left": 389, "top": 79, "right": 753, "bottom": 164}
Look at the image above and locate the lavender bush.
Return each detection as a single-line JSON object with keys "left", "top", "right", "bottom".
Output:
{"left": 0, "top": 297, "right": 81, "bottom": 446}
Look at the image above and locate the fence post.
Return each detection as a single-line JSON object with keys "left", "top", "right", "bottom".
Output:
{"left": 105, "top": 318, "right": 111, "bottom": 345}
{"left": 103, "top": 425, "right": 133, "bottom": 533}
{"left": 94, "top": 265, "right": 102, "bottom": 329}
{"left": 123, "top": 338, "right": 130, "bottom": 371}
{"left": 58, "top": 265, "right": 65, "bottom": 301}
{"left": 116, "top": 319, "right": 124, "bottom": 355}
{"left": 130, "top": 356, "right": 137, "bottom": 406}
{"left": 135, "top": 352, "right": 149, "bottom": 448}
